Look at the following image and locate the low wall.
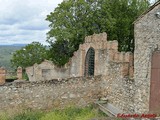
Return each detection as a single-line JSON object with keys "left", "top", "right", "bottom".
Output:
{"left": 0, "top": 76, "right": 103, "bottom": 111}
{"left": 0, "top": 73, "right": 137, "bottom": 113}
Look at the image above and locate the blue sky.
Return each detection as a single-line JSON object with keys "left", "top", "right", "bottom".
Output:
{"left": 0, "top": 0, "right": 63, "bottom": 45}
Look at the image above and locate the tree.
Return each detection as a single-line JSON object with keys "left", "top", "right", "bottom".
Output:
{"left": 46, "top": 0, "right": 149, "bottom": 66}
{"left": 11, "top": 42, "right": 49, "bottom": 68}
{"left": 48, "top": 40, "right": 72, "bottom": 66}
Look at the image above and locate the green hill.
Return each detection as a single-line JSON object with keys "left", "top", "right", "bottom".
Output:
{"left": 0, "top": 45, "right": 24, "bottom": 70}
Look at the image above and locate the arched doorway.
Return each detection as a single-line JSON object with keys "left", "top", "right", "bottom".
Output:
{"left": 150, "top": 51, "right": 160, "bottom": 112}
{"left": 84, "top": 47, "right": 95, "bottom": 77}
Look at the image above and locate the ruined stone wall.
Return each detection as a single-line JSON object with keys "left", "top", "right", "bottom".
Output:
{"left": 134, "top": 3, "right": 160, "bottom": 113}
{"left": 0, "top": 67, "right": 23, "bottom": 85}
{"left": 0, "top": 76, "right": 102, "bottom": 111}
{"left": 0, "top": 35, "right": 134, "bottom": 112}
{"left": 79, "top": 33, "right": 134, "bottom": 113}
{"left": 26, "top": 60, "right": 70, "bottom": 81}
{"left": 0, "top": 67, "right": 6, "bottom": 85}
{"left": 26, "top": 32, "right": 133, "bottom": 81}
{"left": 101, "top": 63, "right": 135, "bottom": 113}
{"left": 24, "top": 32, "right": 134, "bottom": 113}
{"left": 70, "top": 32, "right": 133, "bottom": 78}
{"left": 26, "top": 45, "right": 82, "bottom": 81}
{"left": 0, "top": 74, "right": 136, "bottom": 113}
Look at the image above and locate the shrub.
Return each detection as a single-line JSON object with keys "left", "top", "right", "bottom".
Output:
{"left": 11, "top": 110, "right": 44, "bottom": 120}
{"left": 40, "top": 106, "right": 100, "bottom": 120}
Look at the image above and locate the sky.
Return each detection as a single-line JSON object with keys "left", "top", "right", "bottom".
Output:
{"left": 0, "top": 0, "right": 156, "bottom": 45}
{"left": 0, "top": 0, "right": 63, "bottom": 45}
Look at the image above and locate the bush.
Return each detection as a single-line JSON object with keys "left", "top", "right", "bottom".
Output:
{"left": 40, "top": 106, "right": 100, "bottom": 120}
{"left": 22, "top": 71, "right": 29, "bottom": 81}
{"left": 11, "top": 110, "right": 44, "bottom": 120}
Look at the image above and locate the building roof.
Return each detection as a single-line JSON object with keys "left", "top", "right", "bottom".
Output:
{"left": 134, "top": 0, "right": 160, "bottom": 24}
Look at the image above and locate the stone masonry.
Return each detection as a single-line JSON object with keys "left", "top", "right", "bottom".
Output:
{"left": 17, "top": 67, "right": 23, "bottom": 80}
{"left": 134, "top": 1, "right": 160, "bottom": 113}
{"left": 0, "top": 32, "right": 135, "bottom": 114}
{"left": 0, "top": 76, "right": 102, "bottom": 111}
{"left": 26, "top": 32, "right": 133, "bottom": 81}
{"left": 0, "top": 67, "right": 23, "bottom": 85}
{"left": 0, "top": 67, "right": 6, "bottom": 85}
{"left": 0, "top": 1, "right": 159, "bottom": 115}
{"left": 0, "top": 32, "right": 135, "bottom": 113}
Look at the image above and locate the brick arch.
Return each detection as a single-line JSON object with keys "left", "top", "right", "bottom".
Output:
{"left": 84, "top": 47, "right": 95, "bottom": 77}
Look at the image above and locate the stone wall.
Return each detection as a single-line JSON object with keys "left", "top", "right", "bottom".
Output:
{"left": 26, "top": 60, "right": 70, "bottom": 81}
{"left": 0, "top": 67, "right": 6, "bottom": 85}
{"left": 101, "top": 62, "right": 135, "bottom": 113}
{"left": 17, "top": 67, "right": 23, "bottom": 80}
{"left": 134, "top": 2, "right": 160, "bottom": 113}
{"left": 23, "top": 32, "right": 135, "bottom": 113}
{"left": 1, "top": 2, "right": 160, "bottom": 114}
{"left": 0, "top": 74, "right": 136, "bottom": 113}
{"left": 26, "top": 32, "right": 133, "bottom": 81}
{"left": 0, "top": 67, "right": 23, "bottom": 85}
{"left": 0, "top": 33, "right": 135, "bottom": 113}
{"left": 80, "top": 33, "right": 133, "bottom": 78}
{"left": 0, "top": 76, "right": 103, "bottom": 111}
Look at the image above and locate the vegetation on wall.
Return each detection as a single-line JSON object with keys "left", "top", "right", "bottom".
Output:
{"left": 46, "top": 0, "right": 150, "bottom": 66}
{"left": 11, "top": 42, "right": 49, "bottom": 69}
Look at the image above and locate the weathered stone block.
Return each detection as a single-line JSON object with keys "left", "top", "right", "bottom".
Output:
{"left": 87, "top": 36, "right": 92, "bottom": 43}
{"left": 121, "top": 63, "right": 129, "bottom": 77}
{"left": 108, "top": 50, "right": 115, "bottom": 61}
{"left": 129, "top": 66, "right": 134, "bottom": 78}
{"left": 107, "top": 41, "right": 112, "bottom": 49}
{"left": 114, "top": 52, "right": 120, "bottom": 62}
{"left": 111, "top": 40, "right": 118, "bottom": 50}
{"left": 92, "top": 34, "right": 98, "bottom": 42}
{"left": 119, "top": 52, "right": 125, "bottom": 62}
{"left": 17, "top": 67, "right": 22, "bottom": 80}
{"left": 0, "top": 67, "right": 6, "bottom": 85}
{"left": 129, "top": 53, "right": 134, "bottom": 66}
{"left": 101, "top": 32, "right": 107, "bottom": 41}
{"left": 0, "top": 75, "right": 5, "bottom": 85}
{"left": 103, "top": 42, "right": 108, "bottom": 49}
{"left": 124, "top": 52, "right": 131, "bottom": 62}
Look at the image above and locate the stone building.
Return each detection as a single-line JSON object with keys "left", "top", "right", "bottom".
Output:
{"left": 134, "top": 1, "right": 160, "bottom": 113}
{"left": 0, "top": 1, "right": 159, "bottom": 115}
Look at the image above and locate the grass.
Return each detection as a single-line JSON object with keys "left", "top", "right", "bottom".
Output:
{"left": 0, "top": 105, "right": 106, "bottom": 120}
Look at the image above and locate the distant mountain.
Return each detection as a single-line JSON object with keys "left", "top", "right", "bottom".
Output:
{"left": 0, "top": 44, "right": 27, "bottom": 47}
{"left": 0, "top": 45, "right": 24, "bottom": 70}
{"left": 12, "top": 44, "right": 27, "bottom": 46}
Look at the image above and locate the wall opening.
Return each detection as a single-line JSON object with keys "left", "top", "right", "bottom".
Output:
{"left": 150, "top": 51, "right": 160, "bottom": 113}
{"left": 84, "top": 47, "right": 95, "bottom": 76}
{"left": 42, "top": 69, "right": 51, "bottom": 79}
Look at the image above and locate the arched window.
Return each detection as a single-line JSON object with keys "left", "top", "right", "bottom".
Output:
{"left": 84, "top": 47, "right": 95, "bottom": 76}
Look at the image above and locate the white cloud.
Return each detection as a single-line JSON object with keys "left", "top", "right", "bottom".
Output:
{"left": 0, "top": 0, "right": 63, "bottom": 45}
{"left": 0, "top": 0, "right": 155, "bottom": 45}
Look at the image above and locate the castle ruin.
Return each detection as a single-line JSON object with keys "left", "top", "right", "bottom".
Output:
{"left": 0, "top": 1, "right": 160, "bottom": 114}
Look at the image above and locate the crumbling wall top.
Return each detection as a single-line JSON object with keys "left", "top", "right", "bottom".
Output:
{"left": 85, "top": 32, "right": 107, "bottom": 43}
